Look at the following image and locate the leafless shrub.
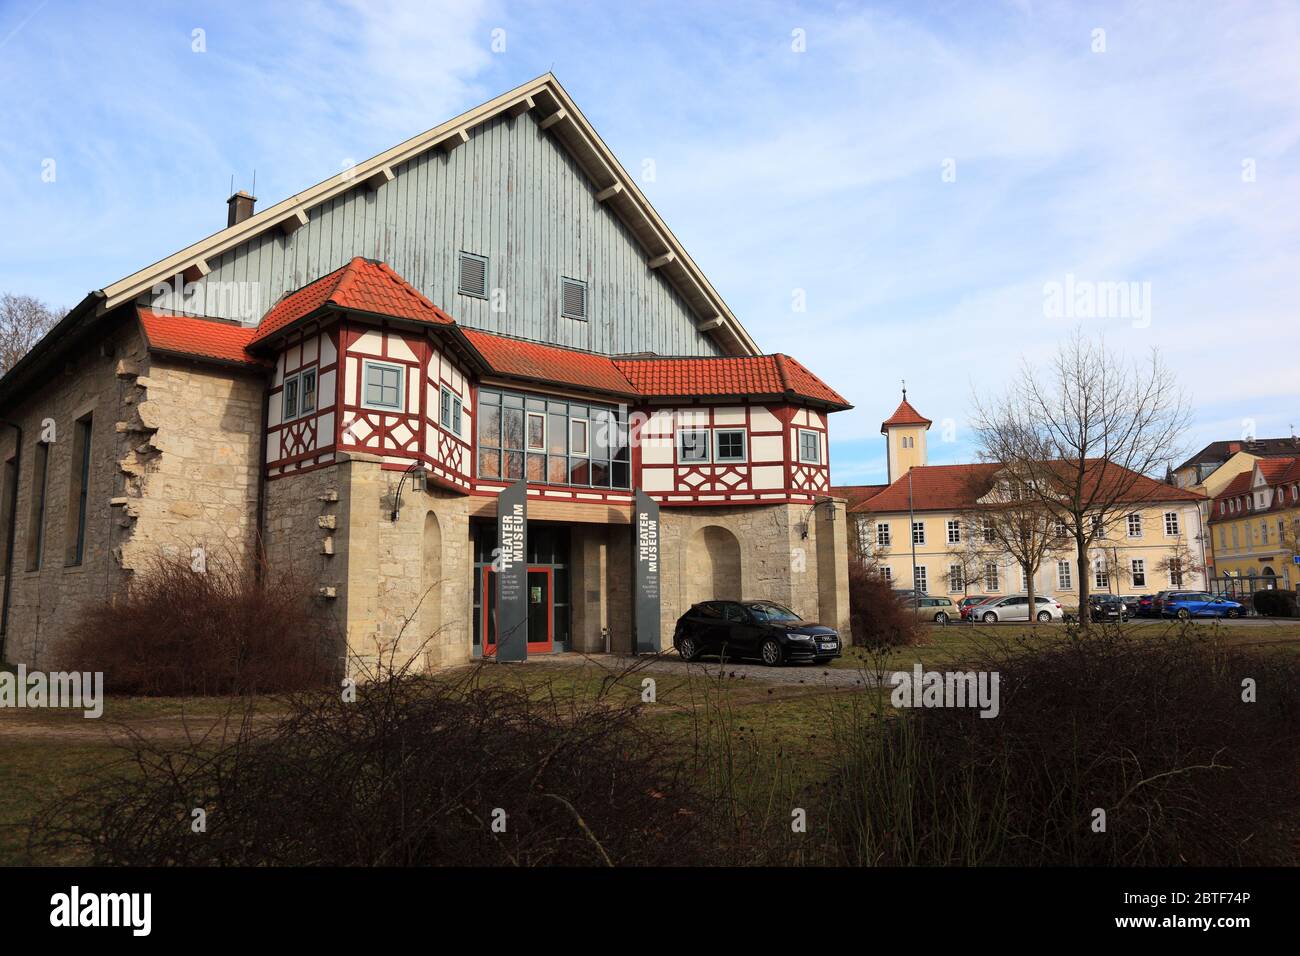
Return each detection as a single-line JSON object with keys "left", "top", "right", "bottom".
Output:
{"left": 847, "top": 556, "right": 919, "bottom": 648}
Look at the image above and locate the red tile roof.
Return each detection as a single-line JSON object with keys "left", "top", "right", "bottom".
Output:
{"left": 249, "top": 257, "right": 453, "bottom": 346}
{"left": 460, "top": 328, "right": 639, "bottom": 397}
{"left": 880, "top": 396, "right": 931, "bottom": 432}
{"left": 853, "top": 461, "right": 1200, "bottom": 514}
{"left": 830, "top": 484, "right": 890, "bottom": 508}
{"left": 1257, "top": 457, "right": 1300, "bottom": 484}
{"left": 612, "top": 354, "right": 850, "bottom": 408}
{"left": 137, "top": 310, "right": 268, "bottom": 368}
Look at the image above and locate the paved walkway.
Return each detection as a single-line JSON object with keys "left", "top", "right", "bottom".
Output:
{"left": 527, "top": 651, "right": 891, "bottom": 688}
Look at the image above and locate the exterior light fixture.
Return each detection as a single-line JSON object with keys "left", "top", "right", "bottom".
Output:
{"left": 390, "top": 462, "right": 428, "bottom": 522}
{"left": 800, "top": 497, "right": 837, "bottom": 539}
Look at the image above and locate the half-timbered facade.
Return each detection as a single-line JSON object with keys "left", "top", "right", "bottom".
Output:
{"left": 0, "top": 75, "right": 851, "bottom": 672}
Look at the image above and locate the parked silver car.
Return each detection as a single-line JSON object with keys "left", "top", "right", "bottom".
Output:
{"left": 973, "top": 595, "right": 1065, "bottom": 623}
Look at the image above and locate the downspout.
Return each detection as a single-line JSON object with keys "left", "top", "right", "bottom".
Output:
{"left": 254, "top": 382, "right": 271, "bottom": 586}
{"left": 0, "top": 420, "right": 22, "bottom": 659}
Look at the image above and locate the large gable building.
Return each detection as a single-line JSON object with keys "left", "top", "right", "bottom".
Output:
{"left": 0, "top": 75, "right": 852, "bottom": 671}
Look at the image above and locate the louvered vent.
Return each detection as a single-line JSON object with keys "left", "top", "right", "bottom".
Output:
{"left": 561, "top": 277, "right": 587, "bottom": 320}
{"left": 458, "top": 252, "right": 487, "bottom": 298}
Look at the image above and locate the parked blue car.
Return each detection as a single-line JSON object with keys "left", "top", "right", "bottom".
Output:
{"left": 1159, "top": 591, "right": 1244, "bottom": 619}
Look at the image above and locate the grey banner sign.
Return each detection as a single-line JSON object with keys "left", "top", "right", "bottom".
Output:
{"left": 633, "top": 489, "right": 661, "bottom": 653}
{"left": 495, "top": 480, "right": 528, "bottom": 661}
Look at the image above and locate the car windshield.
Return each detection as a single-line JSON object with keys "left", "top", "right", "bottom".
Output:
{"left": 748, "top": 603, "right": 802, "bottom": 623}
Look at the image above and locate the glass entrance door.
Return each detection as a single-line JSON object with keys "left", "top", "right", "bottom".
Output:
{"left": 482, "top": 566, "right": 554, "bottom": 656}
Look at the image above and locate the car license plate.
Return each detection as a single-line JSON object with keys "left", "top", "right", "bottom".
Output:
{"left": 819, "top": 641, "right": 837, "bottom": 649}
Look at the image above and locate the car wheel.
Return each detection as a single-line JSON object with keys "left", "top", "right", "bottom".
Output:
{"left": 1036, "top": 611, "right": 1051, "bottom": 622}
{"left": 1176, "top": 608, "right": 1190, "bottom": 621}
{"left": 760, "top": 638, "right": 784, "bottom": 667}
{"left": 981, "top": 611, "right": 997, "bottom": 623}
{"left": 934, "top": 612, "right": 949, "bottom": 625}
{"left": 1227, "top": 608, "right": 1240, "bottom": 619}
{"left": 677, "top": 635, "right": 699, "bottom": 662}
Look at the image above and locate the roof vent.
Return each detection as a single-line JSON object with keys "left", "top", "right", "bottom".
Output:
{"left": 227, "top": 190, "right": 256, "bottom": 227}
{"left": 458, "top": 252, "right": 487, "bottom": 298}
{"left": 561, "top": 277, "right": 587, "bottom": 321}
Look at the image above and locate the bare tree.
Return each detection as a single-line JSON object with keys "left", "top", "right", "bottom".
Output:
{"left": 949, "top": 470, "right": 1061, "bottom": 618}
{"left": 1, "top": 293, "right": 62, "bottom": 376}
{"left": 972, "top": 330, "right": 1192, "bottom": 629}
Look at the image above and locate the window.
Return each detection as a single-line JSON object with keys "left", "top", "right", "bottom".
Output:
{"left": 1126, "top": 513, "right": 1142, "bottom": 538}
{"left": 1131, "top": 558, "right": 1146, "bottom": 588}
{"left": 1218, "top": 527, "right": 1226, "bottom": 549}
{"left": 1164, "top": 512, "right": 1180, "bottom": 536}
{"left": 946, "top": 519, "right": 961, "bottom": 544}
{"left": 65, "top": 415, "right": 93, "bottom": 567}
{"left": 880, "top": 566, "right": 893, "bottom": 583}
{"left": 1260, "top": 519, "right": 1269, "bottom": 544}
{"left": 1057, "top": 560, "right": 1072, "bottom": 590}
{"left": 301, "top": 369, "right": 317, "bottom": 415}
{"left": 876, "top": 522, "right": 891, "bottom": 547}
{"left": 477, "top": 388, "right": 628, "bottom": 489}
{"left": 1231, "top": 525, "right": 1239, "bottom": 548}
{"left": 1020, "top": 566, "right": 1029, "bottom": 591}
{"left": 714, "top": 429, "right": 746, "bottom": 463}
{"left": 901, "top": 435, "right": 913, "bottom": 449}
{"left": 25, "top": 441, "right": 49, "bottom": 572}
{"left": 982, "top": 517, "right": 996, "bottom": 544}
{"left": 984, "top": 563, "right": 999, "bottom": 591}
{"left": 798, "top": 429, "right": 822, "bottom": 464}
{"left": 1168, "top": 558, "right": 1184, "bottom": 587}
{"left": 525, "top": 410, "right": 544, "bottom": 451}
{"left": 1054, "top": 518, "right": 1069, "bottom": 538}
{"left": 363, "top": 361, "right": 404, "bottom": 410}
{"left": 1094, "top": 559, "right": 1109, "bottom": 589}
{"left": 0, "top": 456, "right": 16, "bottom": 577}
{"left": 678, "top": 429, "right": 709, "bottom": 464}
{"left": 912, "top": 521, "right": 925, "bottom": 545}
{"left": 914, "top": 566, "right": 928, "bottom": 594}
{"left": 283, "top": 376, "right": 299, "bottom": 419}
{"left": 948, "top": 564, "right": 964, "bottom": 592}
{"left": 560, "top": 277, "right": 587, "bottom": 320}
{"left": 458, "top": 252, "right": 488, "bottom": 298}
{"left": 439, "top": 386, "right": 464, "bottom": 437}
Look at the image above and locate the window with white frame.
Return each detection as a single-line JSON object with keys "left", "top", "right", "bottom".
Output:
{"left": 876, "top": 522, "right": 891, "bottom": 547}
{"left": 982, "top": 517, "right": 996, "bottom": 544}
{"left": 570, "top": 418, "right": 590, "bottom": 457}
{"left": 798, "top": 429, "right": 822, "bottom": 464}
{"left": 678, "top": 429, "right": 709, "bottom": 463}
{"left": 947, "top": 519, "right": 961, "bottom": 544}
{"left": 1218, "top": 526, "right": 1227, "bottom": 549}
{"left": 1126, "top": 513, "right": 1142, "bottom": 538}
{"left": 1020, "top": 566, "right": 1029, "bottom": 591}
{"left": 880, "top": 566, "right": 892, "bottom": 583}
{"left": 714, "top": 429, "right": 746, "bottom": 463}
{"left": 283, "top": 375, "right": 300, "bottom": 420}
{"left": 914, "top": 566, "right": 928, "bottom": 594}
{"left": 1054, "top": 517, "right": 1069, "bottom": 538}
{"left": 440, "top": 385, "right": 464, "bottom": 437}
{"left": 948, "top": 564, "right": 964, "bottom": 592}
{"left": 1131, "top": 558, "right": 1146, "bottom": 587}
{"left": 525, "top": 409, "right": 545, "bottom": 452}
{"left": 1094, "top": 559, "right": 1109, "bottom": 589}
{"left": 1164, "top": 511, "right": 1180, "bottom": 536}
{"left": 912, "top": 521, "right": 925, "bottom": 545}
{"left": 362, "top": 361, "right": 404, "bottom": 410}
{"left": 1261, "top": 519, "right": 1269, "bottom": 544}
{"left": 984, "top": 563, "right": 999, "bottom": 591}
{"left": 1057, "top": 560, "right": 1072, "bottom": 590}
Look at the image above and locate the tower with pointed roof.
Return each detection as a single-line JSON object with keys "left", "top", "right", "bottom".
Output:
{"left": 881, "top": 387, "right": 932, "bottom": 484}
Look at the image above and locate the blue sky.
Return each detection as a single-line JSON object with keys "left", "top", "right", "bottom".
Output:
{"left": 2, "top": 0, "right": 1298, "bottom": 485}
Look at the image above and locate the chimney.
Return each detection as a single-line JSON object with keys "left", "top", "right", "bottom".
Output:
{"left": 226, "top": 190, "right": 256, "bottom": 227}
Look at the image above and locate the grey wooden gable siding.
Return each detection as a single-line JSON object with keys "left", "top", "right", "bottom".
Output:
{"left": 149, "top": 113, "right": 723, "bottom": 358}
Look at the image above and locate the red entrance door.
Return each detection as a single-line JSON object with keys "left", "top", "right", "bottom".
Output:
{"left": 482, "top": 566, "right": 553, "bottom": 656}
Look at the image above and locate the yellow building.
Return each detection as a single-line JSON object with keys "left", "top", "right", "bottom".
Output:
{"left": 1207, "top": 457, "right": 1300, "bottom": 593}
{"left": 835, "top": 393, "right": 1207, "bottom": 605}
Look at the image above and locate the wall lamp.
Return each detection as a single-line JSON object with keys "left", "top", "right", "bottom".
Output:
{"left": 390, "top": 461, "right": 428, "bottom": 522}
{"left": 800, "top": 497, "right": 837, "bottom": 539}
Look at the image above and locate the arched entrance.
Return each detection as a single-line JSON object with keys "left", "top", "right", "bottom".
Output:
{"left": 687, "top": 525, "right": 742, "bottom": 605}
{"left": 421, "top": 511, "right": 443, "bottom": 646}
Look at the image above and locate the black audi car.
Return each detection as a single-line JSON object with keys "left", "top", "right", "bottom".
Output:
{"left": 673, "top": 600, "right": 842, "bottom": 666}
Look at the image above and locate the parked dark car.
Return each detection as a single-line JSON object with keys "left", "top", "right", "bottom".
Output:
{"left": 1118, "top": 595, "right": 1141, "bottom": 616}
{"left": 1160, "top": 591, "right": 1244, "bottom": 619}
{"left": 1086, "top": 594, "right": 1129, "bottom": 622}
{"left": 673, "top": 600, "right": 842, "bottom": 666}
{"left": 1135, "top": 594, "right": 1157, "bottom": 617}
